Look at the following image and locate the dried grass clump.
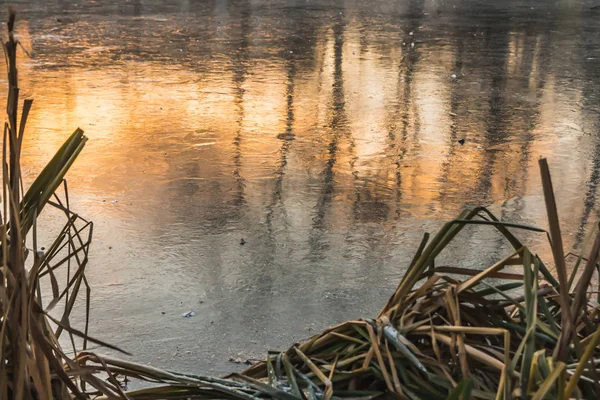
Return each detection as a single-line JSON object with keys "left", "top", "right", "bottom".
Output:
{"left": 241, "top": 187, "right": 600, "bottom": 399}
{"left": 0, "top": 9, "right": 93, "bottom": 399}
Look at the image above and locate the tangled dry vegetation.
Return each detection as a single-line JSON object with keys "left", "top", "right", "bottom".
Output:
{"left": 240, "top": 194, "right": 600, "bottom": 400}
{"left": 1, "top": 10, "right": 599, "bottom": 400}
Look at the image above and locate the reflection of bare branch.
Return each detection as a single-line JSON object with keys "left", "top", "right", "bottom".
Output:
{"left": 574, "top": 28, "right": 600, "bottom": 248}
{"left": 576, "top": 149, "right": 600, "bottom": 248}
{"left": 230, "top": 1, "right": 251, "bottom": 209}
{"left": 265, "top": 58, "right": 296, "bottom": 231}
{"left": 309, "top": 15, "right": 348, "bottom": 258}
{"left": 437, "top": 38, "right": 465, "bottom": 203}
{"left": 388, "top": 27, "right": 422, "bottom": 218}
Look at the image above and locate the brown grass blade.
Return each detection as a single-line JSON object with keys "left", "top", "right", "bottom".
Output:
{"left": 539, "top": 158, "right": 575, "bottom": 362}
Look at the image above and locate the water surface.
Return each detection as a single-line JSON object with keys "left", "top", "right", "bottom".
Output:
{"left": 3, "top": 0, "right": 600, "bottom": 375}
